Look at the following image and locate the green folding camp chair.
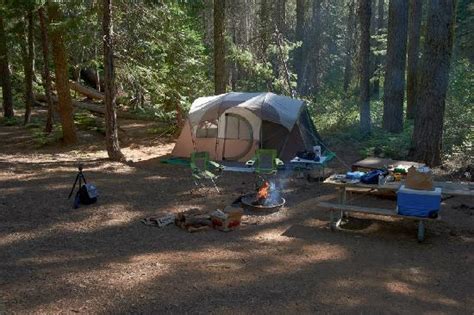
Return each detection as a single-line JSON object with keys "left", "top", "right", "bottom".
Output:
{"left": 253, "top": 149, "right": 283, "bottom": 175}
{"left": 246, "top": 149, "right": 284, "bottom": 188}
{"left": 190, "top": 151, "right": 224, "bottom": 193}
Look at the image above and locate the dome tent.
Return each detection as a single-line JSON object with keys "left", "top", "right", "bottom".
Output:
{"left": 172, "top": 92, "right": 322, "bottom": 162}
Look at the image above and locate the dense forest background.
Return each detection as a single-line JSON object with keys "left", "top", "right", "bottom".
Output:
{"left": 0, "top": 0, "right": 472, "bottom": 167}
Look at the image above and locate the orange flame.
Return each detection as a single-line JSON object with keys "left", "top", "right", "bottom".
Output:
{"left": 257, "top": 181, "right": 270, "bottom": 200}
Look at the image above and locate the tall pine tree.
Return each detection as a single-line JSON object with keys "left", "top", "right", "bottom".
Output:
{"left": 359, "top": 0, "right": 372, "bottom": 134}
{"left": 382, "top": 0, "right": 408, "bottom": 133}
{"left": 103, "top": 0, "right": 125, "bottom": 161}
{"left": 411, "top": 0, "right": 456, "bottom": 166}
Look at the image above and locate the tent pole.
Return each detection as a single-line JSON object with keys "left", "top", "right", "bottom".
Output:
{"left": 222, "top": 113, "right": 229, "bottom": 160}
{"left": 189, "top": 120, "right": 197, "bottom": 152}
{"left": 279, "top": 128, "right": 292, "bottom": 159}
{"left": 214, "top": 117, "right": 219, "bottom": 160}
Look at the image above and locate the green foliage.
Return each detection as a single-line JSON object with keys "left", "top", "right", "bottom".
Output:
{"left": 74, "top": 111, "right": 105, "bottom": 134}
{"left": 444, "top": 58, "right": 474, "bottom": 157}
{"left": 312, "top": 86, "right": 412, "bottom": 160}
{"left": 357, "top": 125, "right": 414, "bottom": 160}
{"left": 308, "top": 87, "right": 358, "bottom": 131}
{"left": 16, "top": 116, "right": 64, "bottom": 147}
{"left": 455, "top": 0, "right": 474, "bottom": 61}
{"left": 228, "top": 37, "right": 298, "bottom": 95}
{"left": 31, "top": 124, "right": 63, "bottom": 147}
{"left": 146, "top": 124, "right": 178, "bottom": 137}
{"left": 112, "top": 2, "right": 212, "bottom": 121}
{"left": 0, "top": 116, "right": 21, "bottom": 126}
{"left": 228, "top": 42, "right": 273, "bottom": 91}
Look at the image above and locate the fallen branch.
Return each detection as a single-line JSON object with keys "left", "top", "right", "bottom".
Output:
{"left": 35, "top": 94, "right": 139, "bottom": 120}
{"left": 68, "top": 80, "right": 104, "bottom": 100}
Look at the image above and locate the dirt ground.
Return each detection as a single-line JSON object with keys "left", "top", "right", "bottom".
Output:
{"left": 1, "top": 111, "right": 473, "bottom": 314}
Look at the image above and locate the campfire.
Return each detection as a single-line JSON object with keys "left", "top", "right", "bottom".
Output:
{"left": 241, "top": 180, "right": 286, "bottom": 211}
{"left": 254, "top": 180, "right": 270, "bottom": 204}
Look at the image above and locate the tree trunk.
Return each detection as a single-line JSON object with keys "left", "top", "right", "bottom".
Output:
{"left": 273, "top": 0, "right": 286, "bottom": 34}
{"left": 103, "top": 0, "right": 125, "bottom": 161}
{"left": 214, "top": 0, "right": 226, "bottom": 94}
{"left": 371, "top": 0, "right": 377, "bottom": 34}
{"left": 258, "top": 0, "right": 273, "bottom": 90}
{"left": 343, "top": 0, "right": 356, "bottom": 93}
{"left": 298, "top": 0, "right": 322, "bottom": 95}
{"left": 372, "top": 0, "right": 385, "bottom": 97}
{"left": 47, "top": 1, "right": 77, "bottom": 144}
{"left": 0, "top": 16, "right": 14, "bottom": 118}
{"left": 308, "top": 0, "right": 322, "bottom": 95}
{"left": 23, "top": 10, "right": 35, "bottom": 125}
{"left": 38, "top": 7, "right": 55, "bottom": 133}
{"left": 411, "top": 0, "right": 455, "bottom": 166}
{"left": 405, "top": 0, "right": 422, "bottom": 119}
{"left": 358, "top": 0, "right": 372, "bottom": 134}
{"left": 295, "top": 0, "right": 305, "bottom": 93}
{"left": 369, "top": 0, "right": 377, "bottom": 93}
{"left": 382, "top": 0, "right": 408, "bottom": 133}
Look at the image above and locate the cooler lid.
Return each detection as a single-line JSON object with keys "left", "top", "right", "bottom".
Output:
{"left": 398, "top": 185, "right": 442, "bottom": 195}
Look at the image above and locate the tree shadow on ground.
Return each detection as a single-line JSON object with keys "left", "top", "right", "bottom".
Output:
{"left": 1, "top": 123, "right": 473, "bottom": 313}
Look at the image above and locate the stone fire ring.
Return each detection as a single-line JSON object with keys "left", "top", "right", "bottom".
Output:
{"left": 240, "top": 193, "right": 286, "bottom": 212}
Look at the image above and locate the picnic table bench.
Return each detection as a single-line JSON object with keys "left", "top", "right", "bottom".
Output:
{"left": 319, "top": 175, "right": 474, "bottom": 242}
{"left": 318, "top": 201, "right": 439, "bottom": 242}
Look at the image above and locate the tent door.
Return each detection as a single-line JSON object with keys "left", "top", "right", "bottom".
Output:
{"left": 222, "top": 113, "right": 253, "bottom": 161}
{"left": 261, "top": 120, "right": 289, "bottom": 155}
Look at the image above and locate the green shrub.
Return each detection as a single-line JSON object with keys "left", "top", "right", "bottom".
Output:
{"left": 74, "top": 111, "right": 105, "bottom": 134}
{"left": 444, "top": 58, "right": 473, "bottom": 158}
{"left": 31, "top": 124, "right": 63, "bottom": 147}
{"left": 0, "top": 116, "right": 21, "bottom": 126}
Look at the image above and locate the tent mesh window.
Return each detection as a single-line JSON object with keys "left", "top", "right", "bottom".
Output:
{"left": 196, "top": 120, "right": 218, "bottom": 138}
{"left": 225, "top": 114, "right": 251, "bottom": 140}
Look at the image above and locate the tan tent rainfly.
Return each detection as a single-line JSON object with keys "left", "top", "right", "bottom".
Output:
{"left": 172, "top": 92, "right": 321, "bottom": 162}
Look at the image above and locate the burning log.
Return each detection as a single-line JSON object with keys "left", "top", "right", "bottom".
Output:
{"left": 253, "top": 181, "right": 270, "bottom": 205}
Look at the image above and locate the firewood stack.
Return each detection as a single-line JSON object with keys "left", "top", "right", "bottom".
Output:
{"left": 174, "top": 206, "right": 244, "bottom": 233}
{"left": 174, "top": 208, "right": 212, "bottom": 232}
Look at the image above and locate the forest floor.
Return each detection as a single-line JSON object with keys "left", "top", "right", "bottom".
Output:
{"left": 1, "top": 109, "right": 473, "bottom": 314}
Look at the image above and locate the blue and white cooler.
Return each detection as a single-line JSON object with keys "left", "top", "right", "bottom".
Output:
{"left": 397, "top": 185, "right": 441, "bottom": 218}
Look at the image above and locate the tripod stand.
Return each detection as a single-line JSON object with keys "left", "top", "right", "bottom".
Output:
{"left": 68, "top": 164, "right": 87, "bottom": 201}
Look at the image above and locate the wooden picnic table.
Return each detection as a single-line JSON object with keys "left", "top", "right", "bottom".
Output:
{"left": 324, "top": 176, "right": 474, "bottom": 196}
{"left": 319, "top": 175, "right": 474, "bottom": 241}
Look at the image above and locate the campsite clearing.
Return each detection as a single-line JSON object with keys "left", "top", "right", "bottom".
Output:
{"left": 1, "top": 116, "right": 473, "bottom": 313}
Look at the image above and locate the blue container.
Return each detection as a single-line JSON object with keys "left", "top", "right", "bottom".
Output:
{"left": 397, "top": 185, "right": 441, "bottom": 218}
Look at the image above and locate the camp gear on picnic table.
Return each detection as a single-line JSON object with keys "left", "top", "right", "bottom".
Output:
{"left": 360, "top": 169, "right": 388, "bottom": 184}
{"left": 351, "top": 157, "right": 425, "bottom": 172}
{"left": 397, "top": 185, "right": 441, "bottom": 218}
{"left": 405, "top": 166, "right": 434, "bottom": 190}
{"left": 346, "top": 171, "right": 366, "bottom": 179}
{"left": 322, "top": 173, "right": 473, "bottom": 241}
{"left": 296, "top": 150, "right": 318, "bottom": 161}
{"left": 322, "top": 175, "right": 442, "bottom": 242}
{"left": 190, "top": 151, "right": 224, "bottom": 192}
